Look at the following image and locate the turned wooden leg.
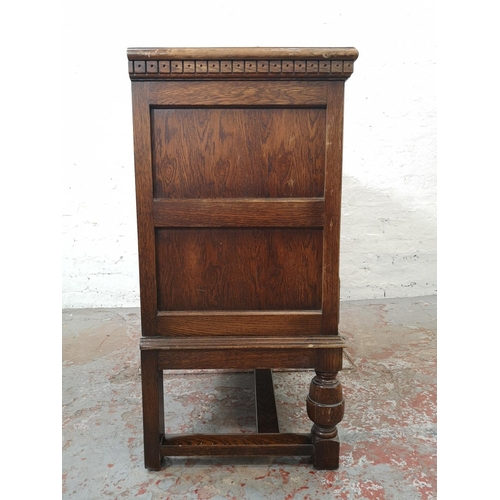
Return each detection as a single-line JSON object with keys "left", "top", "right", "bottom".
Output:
{"left": 307, "top": 349, "right": 344, "bottom": 470}
{"left": 141, "top": 350, "right": 164, "bottom": 470}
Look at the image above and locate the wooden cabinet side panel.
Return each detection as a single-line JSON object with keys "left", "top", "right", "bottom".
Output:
{"left": 132, "top": 80, "right": 346, "bottom": 336}
{"left": 131, "top": 82, "right": 157, "bottom": 335}
{"left": 321, "top": 81, "right": 345, "bottom": 335}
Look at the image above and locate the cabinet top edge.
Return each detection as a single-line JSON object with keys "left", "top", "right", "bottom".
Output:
{"left": 127, "top": 47, "right": 359, "bottom": 61}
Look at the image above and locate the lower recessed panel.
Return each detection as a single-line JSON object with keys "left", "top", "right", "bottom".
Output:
{"left": 155, "top": 228, "right": 323, "bottom": 311}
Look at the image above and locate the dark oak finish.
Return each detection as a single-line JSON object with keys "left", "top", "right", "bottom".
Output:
{"left": 155, "top": 310, "right": 323, "bottom": 336}
{"left": 140, "top": 350, "right": 164, "bottom": 470}
{"left": 152, "top": 198, "right": 325, "bottom": 228}
{"left": 128, "top": 47, "right": 357, "bottom": 81}
{"left": 160, "top": 433, "right": 313, "bottom": 457}
{"left": 131, "top": 83, "right": 157, "bottom": 336}
{"left": 151, "top": 334, "right": 347, "bottom": 371}
{"left": 155, "top": 228, "right": 323, "bottom": 311}
{"left": 255, "top": 369, "right": 280, "bottom": 433}
{"left": 140, "top": 335, "right": 347, "bottom": 350}
{"left": 129, "top": 47, "right": 357, "bottom": 470}
{"left": 308, "top": 349, "right": 344, "bottom": 469}
{"left": 148, "top": 81, "right": 327, "bottom": 106}
{"left": 152, "top": 107, "right": 325, "bottom": 199}
{"left": 322, "top": 81, "right": 345, "bottom": 335}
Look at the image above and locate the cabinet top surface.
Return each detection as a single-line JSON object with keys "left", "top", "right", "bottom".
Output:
{"left": 127, "top": 47, "right": 358, "bottom": 60}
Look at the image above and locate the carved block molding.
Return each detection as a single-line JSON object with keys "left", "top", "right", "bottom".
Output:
{"left": 128, "top": 47, "right": 358, "bottom": 80}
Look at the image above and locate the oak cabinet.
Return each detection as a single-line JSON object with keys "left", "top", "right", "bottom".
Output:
{"left": 128, "top": 47, "right": 358, "bottom": 470}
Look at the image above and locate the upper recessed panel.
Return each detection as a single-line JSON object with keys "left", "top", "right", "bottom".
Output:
{"left": 152, "top": 107, "right": 325, "bottom": 198}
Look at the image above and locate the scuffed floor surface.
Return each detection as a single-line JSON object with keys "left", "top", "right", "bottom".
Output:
{"left": 62, "top": 296, "right": 436, "bottom": 499}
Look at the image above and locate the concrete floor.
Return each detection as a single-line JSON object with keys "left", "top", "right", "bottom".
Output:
{"left": 62, "top": 296, "right": 436, "bottom": 499}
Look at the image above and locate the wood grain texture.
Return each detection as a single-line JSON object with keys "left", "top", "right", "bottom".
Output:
{"left": 321, "top": 81, "right": 345, "bottom": 335}
{"left": 140, "top": 335, "right": 347, "bottom": 350}
{"left": 128, "top": 48, "right": 358, "bottom": 81}
{"left": 152, "top": 107, "right": 325, "bottom": 199}
{"left": 131, "top": 82, "right": 157, "bottom": 336}
{"left": 158, "top": 348, "right": 317, "bottom": 370}
{"left": 160, "top": 433, "right": 313, "bottom": 457}
{"left": 152, "top": 198, "right": 325, "bottom": 228}
{"left": 155, "top": 311, "right": 323, "bottom": 336}
{"left": 128, "top": 47, "right": 359, "bottom": 60}
{"left": 149, "top": 81, "right": 326, "bottom": 106}
{"left": 154, "top": 337, "right": 346, "bottom": 370}
{"left": 307, "top": 368, "right": 344, "bottom": 470}
{"left": 141, "top": 350, "right": 164, "bottom": 470}
{"left": 316, "top": 348, "right": 344, "bottom": 373}
{"left": 129, "top": 47, "right": 357, "bottom": 469}
{"left": 131, "top": 61, "right": 354, "bottom": 80}
{"left": 155, "top": 228, "right": 323, "bottom": 311}
{"left": 313, "top": 436, "right": 340, "bottom": 470}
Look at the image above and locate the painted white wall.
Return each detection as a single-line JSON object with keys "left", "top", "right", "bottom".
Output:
{"left": 62, "top": 0, "right": 436, "bottom": 308}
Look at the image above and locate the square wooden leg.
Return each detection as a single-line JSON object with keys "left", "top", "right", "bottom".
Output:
{"left": 141, "top": 350, "right": 164, "bottom": 470}
{"left": 311, "top": 428, "right": 341, "bottom": 470}
{"left": 254, "top": 369, "right": 280, "bottom": 433}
